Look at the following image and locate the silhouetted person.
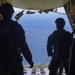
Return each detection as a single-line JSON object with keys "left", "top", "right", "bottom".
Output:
{"left": 68, "top": 29, "right": 75, "bottom": 75}
{"left": 0, "top": 3, "right": 34, "bottom": 75}
{"left": 47, "top": 18, "right": 72, "bottom": 75}
{"left": 69, "top": 39, "right": 75, "bottom": 75}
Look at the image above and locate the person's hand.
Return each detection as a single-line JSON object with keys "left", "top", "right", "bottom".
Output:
{"left": 29, "top": 61, "right": 34, "bottom": 68}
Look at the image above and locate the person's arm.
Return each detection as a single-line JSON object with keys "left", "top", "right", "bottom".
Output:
{"left": 20, "top": 40, "right": 34, "bottom": 68}
{"left": 15, "top": 23, "right": 34, "bottom": 68}
{"left": 47, "top": 31, "right": 57, "bottom": 57}
{"left": 47, "top": 36, "right": 53, "bottom": 56}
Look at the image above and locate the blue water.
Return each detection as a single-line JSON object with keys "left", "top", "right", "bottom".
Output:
{"left": 13, "top": 12, "right": 72, "bottom": 65}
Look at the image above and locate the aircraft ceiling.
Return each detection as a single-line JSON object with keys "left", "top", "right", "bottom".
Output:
{"left": 0, "top": 0, "right": 69, "bottom": 10}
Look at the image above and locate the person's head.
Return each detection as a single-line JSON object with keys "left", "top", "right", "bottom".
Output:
{"left": 0, "top": 3, "right": 14, "bottom": 20}
{"left": 55, "top": 18, "right": 65, "bottom": 30}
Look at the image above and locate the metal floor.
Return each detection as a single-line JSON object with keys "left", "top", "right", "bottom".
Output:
{"left": 23, "top": 68, "right": 66, "bottom": 75}
{"left": 24, "top": 68, "right": 49, "bottom": 75}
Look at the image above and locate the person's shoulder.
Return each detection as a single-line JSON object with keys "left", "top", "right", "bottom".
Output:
{"left": 53, "top": 30, "right": 58, "bottom": 34}
{"left": 64, "top": 30, "right": 72, "bottom": 38}
{"left": 64, "top": 30, "right": 71, "bottom": 35}
{"left": 11, "top": 20, "right": 21, "bottom": 26}
{"left": 10, "top": 20, "right": 25, "bottom": 33}
{"left": 48, "top": 30, "right": 58, "bottom": 38}
{"left": 11, "top": 20, "right": 23, "bottom": 29}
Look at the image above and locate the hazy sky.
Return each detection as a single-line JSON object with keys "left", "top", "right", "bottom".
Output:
{"left": 13, "top": 7, "right": 72, "bottom": 32}
{"left": 12, "top": 7, "right": 73, "bottom": 65}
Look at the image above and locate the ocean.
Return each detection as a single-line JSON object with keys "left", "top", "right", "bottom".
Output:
{"left": 13, "top": 12, "right": 72, "bottom": 65}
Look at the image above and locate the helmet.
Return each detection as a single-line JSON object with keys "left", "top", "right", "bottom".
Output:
{"left": 0, "top": 3, "right": 14, "bottom": 18}
{"left": 55, "top": 18, "right": 65, "bottom": 25}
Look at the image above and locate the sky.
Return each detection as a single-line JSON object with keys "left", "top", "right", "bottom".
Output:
{"left": 13, "top": 7, "right": 72, "bottom": 33}
{"left": 12, "top": 7, "right": 73, "bottom": 65}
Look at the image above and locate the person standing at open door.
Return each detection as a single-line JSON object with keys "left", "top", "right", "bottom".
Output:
{"left": 0, "top": 3, "right": 34, "bottom": 75}
{"left": 47, "top": 18, "right": 72, "bottom": 75}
